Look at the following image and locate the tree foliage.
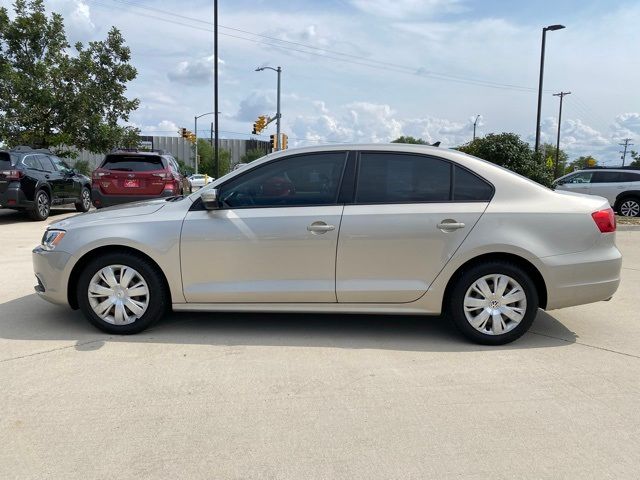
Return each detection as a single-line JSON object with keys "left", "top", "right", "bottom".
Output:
{"left": 630, "top": 151, "right": 640, "bottom": 168}
{"left": 0, "top": 0, "right": 139, "bottom": 152}
{"left": 391, "top": 136, "right": 429, "bottom": 144}
{"left": 240, "top": 147, "right": 267, "bottom": 164}
{"left": 565, "top": 155, "right": 598, "bottom": 173}
{"left": 457, "top": 133, "right": 553, "bottom": 187}
{"left": 196, "top": 138, "right": 230, "bottom": 178}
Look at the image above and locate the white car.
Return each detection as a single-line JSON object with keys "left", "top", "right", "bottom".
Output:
{"left": 188, "top": 174, "right": 214, "bottom": 190}
{"left": 554, "top": 167, "right": 640, "bottom": 217}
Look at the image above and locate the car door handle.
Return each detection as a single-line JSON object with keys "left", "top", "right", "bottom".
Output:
{"left": 45, "top": 175, "right": 50, "bottom": 179}
{"left": 437, "top": 220, "right": 465, "bottom": 232}
{"left": 307, "top": 222, "right": 335, "bottom": 234}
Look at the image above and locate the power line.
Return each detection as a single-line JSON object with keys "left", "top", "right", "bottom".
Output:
{"left": 86, "top": 0, "right": 544, "bottom": 93}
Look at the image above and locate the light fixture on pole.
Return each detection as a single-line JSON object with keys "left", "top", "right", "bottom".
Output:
{"left": 473, "top": 114, "right": 481, "bottom": 141}
{"left": 534, "top": 24, "right": 565, "bottom": 154}
{"left": 255, "top": 66, "right": 282, "bottom": 150}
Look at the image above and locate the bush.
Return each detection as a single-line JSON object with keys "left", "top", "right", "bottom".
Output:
{"left": 73, "top": 159, "right": 91, "bottom": 175}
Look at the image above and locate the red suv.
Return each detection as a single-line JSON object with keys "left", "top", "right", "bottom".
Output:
{"left": 91, "top": 150, "right": 188, "bottom": 208}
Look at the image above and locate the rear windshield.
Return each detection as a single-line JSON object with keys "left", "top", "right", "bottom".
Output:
{"left": 100, "top": 155, "right": 165, "bottom": 172}
{"left": 0, "top": 152, "right": 14, "bottom": 170}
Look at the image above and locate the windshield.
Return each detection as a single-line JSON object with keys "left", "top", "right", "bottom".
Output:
{"left": 101, "top": 155, "right": 165, "bottom": 172}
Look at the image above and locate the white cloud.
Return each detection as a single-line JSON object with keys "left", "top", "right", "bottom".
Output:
{"left": 350, "top": 0, "right": 462, "bottom": 19}
{"left": 167, "top": 56, "right": 224, "bottom": 85}
{"left": 134, "top": 120, "right": 180, "bottom": 136}
{"left": 46, "top": 0, "right": 94, "bottom": 40}
{"left": 611, "top": 113, "right": 640, "bottom": 138}
{"left": 235, "top": 91, "right": 275, "bottom": 122}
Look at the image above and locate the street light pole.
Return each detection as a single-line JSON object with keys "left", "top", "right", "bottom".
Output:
{"left": 473, "top": 114, "right": 481, "bottom": 141}
{"left": 552, "top": 91, "right": 571, "bottom": 179}
{"left": 194, "top": 111, "right": 215, "bottom": 175}
{"left": 535, "top": 24, "right": 565, "bottom": 154}
{"left": 255, "top": 66, "right": 282, "bottom": 150}
{"left": 213, "top": 0, "right": 219, "bottom": 177}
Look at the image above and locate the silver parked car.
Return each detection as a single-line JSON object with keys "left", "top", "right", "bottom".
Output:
{"left": 33, "top": 144, "right": 622, "bottom": 345}
{"left": 188, "top": 173, "right": 214, "bottom": 190}
{"left": 553, "top": 167, "right": 640, "bottom": 217}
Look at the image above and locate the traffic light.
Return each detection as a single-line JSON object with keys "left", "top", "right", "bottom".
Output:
{"left": 252, "top": 115, "right": 268, "bottom": 135}
{"left": 179, "top": 127, "right": 187, "bottom": 138}
{"left": 281, "top": 133, "right": 288, "bottom": 150}
{"left": 187, "top": 132, "right": 197, "bottom": 143}
{"left": 270, "top": 134, "right": 278, "bottom": 151}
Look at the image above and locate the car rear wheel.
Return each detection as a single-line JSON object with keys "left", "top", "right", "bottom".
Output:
{"left": 448, "top": 262, "right": 539, "bottom": 345}
{"left": 28, "top": 189, "right": 50, "bottom": 221}
{"left": 77, "top": 252, "right": 169, "bottom": 334}
{"left": 619, "top": 197, "right": 640, "bottom": 217}
{"left": 75, "top": 187, "right": 91, "bottom": 212}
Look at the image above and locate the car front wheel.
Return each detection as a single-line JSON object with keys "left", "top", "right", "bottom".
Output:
{"left": 448, "top": 261, "right": 539, "bottom": 345}
{"left": 75, "top": 187, "right": 91, "bottom": 212}
{"left": 77, "top": 252, "right": 169, "bottom": 334}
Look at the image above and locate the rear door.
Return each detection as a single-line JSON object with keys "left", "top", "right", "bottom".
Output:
{"left": 97, "top": 155, "right": 167, "bottom": 196}
{"left": 590, "top": 171, "right": 628, "bottom": 206}
{"left": 336, "top": 152, "right": 492, "bottom": 303}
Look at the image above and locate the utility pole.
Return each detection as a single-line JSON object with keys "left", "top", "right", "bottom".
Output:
{"left": 473, "top": 115, "right": 481, "bottom": 141}
{"left": 552, "top": 91, "right": 571, "bottom": 179}
{"left": 619, "top": 138, "right": 633, "bottom": 166}
{"left": 213, "top": 0, "right": 219, "bottom": 177}
{"left": 255, "top": 66, "right": 282, "bottom": 150}
{"left": 194, "top": 115, "right": 198, "bottom": 174}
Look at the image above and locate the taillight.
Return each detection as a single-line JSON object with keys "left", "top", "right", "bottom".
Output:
{"left": 92, "top": 170, "right": 108, "bottom": 180}
{"left": 0, "top": 170, "right": 24, "bottom": 180}
{"left": 153, "top": 172, "right": 172, "bottom": 180}
{"left": 591, "top": 208, "right": 616, "bottom": 233}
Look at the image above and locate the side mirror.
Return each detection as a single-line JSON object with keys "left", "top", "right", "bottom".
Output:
{"left": 201, "top": 189, "right": 220, "bottom": 210}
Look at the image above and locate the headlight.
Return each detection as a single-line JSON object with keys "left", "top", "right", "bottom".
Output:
{"left": 41, "top": 229, "right": 66, "bottom": 251}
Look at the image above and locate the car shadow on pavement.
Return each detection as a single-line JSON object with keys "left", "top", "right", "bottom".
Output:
{"left": 0, "top": 294, "right": 577, "bottom": 354}
{"left": 0, "top": 208, "right": 77, "bottom": 225}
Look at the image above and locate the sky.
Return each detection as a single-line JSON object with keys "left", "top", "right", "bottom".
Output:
{"left": 8, "top": 0, "right": 640, "bottom": 163}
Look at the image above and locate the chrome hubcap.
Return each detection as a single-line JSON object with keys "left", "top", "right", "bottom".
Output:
{"left": 82, "top": 190, "right": 91, "bottom": 209}
{"left": 88, "top": 265, "right": 149, "bottom": 325}
{"left": 463, "top": 274, "right": 527, "bottom": 336}
{"left": 37, "top": 193, "right": 49, "bottom": 217}
{"left": 620, "top": 200, "right": 639, "bottom": 217}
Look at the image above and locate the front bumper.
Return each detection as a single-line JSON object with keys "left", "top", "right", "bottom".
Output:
{"left": 542, "top": 244, "right": 622, "bottom": 310}
{"left": 32, "top": 247, "right": 74, "bottom": 306}
{"left": 91, "top": 188, "right": 175, "bottom": 208}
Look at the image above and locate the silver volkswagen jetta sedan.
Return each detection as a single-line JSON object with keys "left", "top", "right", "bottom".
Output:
{"left": 33, "top": 144, "right": 622, "bottom": 345}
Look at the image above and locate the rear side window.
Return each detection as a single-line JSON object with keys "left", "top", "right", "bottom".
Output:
{"left": 37, "top": 155, "right": 56, "bottom": 172}
{"left": 619, "top": 172, "right": 640, "bottom": 182}
{"left": 356, "top": 153, "right": 451, "bottom": 203}
{"left": 591, "top": 171, "right": 625, "bottom": 183}
{"left": 101, "top": 155, "right": 165, "bottom": 172}
{"left": 453, "top": 166, "right": 493, "bottom": 201}
{"left": 0, "top": 152, "right": 14, "bottom": 169}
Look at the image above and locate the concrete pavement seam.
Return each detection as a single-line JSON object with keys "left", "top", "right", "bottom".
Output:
{"left": 0, "top": 339, "right": 104, "bottom": 364}
{"left": 529, "top": 331, "right": 640, "bottom": 359}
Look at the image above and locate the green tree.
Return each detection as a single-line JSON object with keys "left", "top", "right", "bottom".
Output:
{"left": 539, "top": 142, "right": 568, "bottom": 176}
{"left": 630, "top": 151, "right": 640, "bottom": 168}
{"left": 565, "top": 155, "right": 598, "bottom": 174}
{"left": 196, "top": 138, "right": 230, "bottom": 177}
{"left": 0, "top": 0, "right": 139, "bottom": 152}
{"left": 240, "top": 147, "right": 267, "bottom": 163}
{"left": 457, "top": 133, "right": 553, "bottom": 187}
{"left": 391, "top": 136, "right": 429, "bottom": 144}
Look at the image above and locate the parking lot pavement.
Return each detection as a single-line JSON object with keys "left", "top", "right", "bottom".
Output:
{"left": 1, "top": 212, "right": 639, "bottom": 480}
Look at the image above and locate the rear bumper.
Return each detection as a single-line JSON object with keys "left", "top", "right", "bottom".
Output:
{"left": 541, "top": 243, "right": 622, "bottom": 310}
{"left": 0, "top": 184, "right": 33, "bottom": 209}
{"left": 91, "top": 188, "right": 174, "bottom": 208}
{"left": 32, "top": 247, "right": 74, "bottom": 306}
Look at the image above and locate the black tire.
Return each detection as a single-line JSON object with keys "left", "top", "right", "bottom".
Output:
{"left": 448, "top": 261, "right": 539, "bottom": 345}
{"left": 75, "top": 186, "right": 92, "bottom": 212}
{"left": 28, "top": 189, "right": 51, "bottom": 221}
{"left": 77, "top": 252, "right": 169, "bottom": 334}
{"left": 617, "top": 196, "right": 640, "bottom": 217}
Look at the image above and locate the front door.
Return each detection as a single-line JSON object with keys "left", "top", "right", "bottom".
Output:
{"left": 559, "top": 171, "right": 593, "bottom": 196}
{"left": 336, "top": 152, "right": 492, "bottom": 303}
{"left": 180, "top": 152, "right": 348, "bottom": 303}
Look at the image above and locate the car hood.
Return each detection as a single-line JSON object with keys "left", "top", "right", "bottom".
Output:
{"left": 49, "top": 198, "right": 168, "bottom": 229}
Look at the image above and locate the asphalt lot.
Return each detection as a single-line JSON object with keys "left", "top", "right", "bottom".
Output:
{"left": 1, "top": 207, "right": 639, "bottom": 479}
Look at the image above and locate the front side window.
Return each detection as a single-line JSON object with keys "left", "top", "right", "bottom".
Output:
{"left": 219, "top": 152, "right": 347, "bottom": 208}
{"left": 48, "top": 156, "right": 72, "bottom": 172}
{"left": 356, "top": 153, "right": 451, "bottom": 203}
{"left": 36, "top": 155, "right": 55, "bottom": 172}
{"left": 565, "top": 172, "right": 593, "bottom": 184}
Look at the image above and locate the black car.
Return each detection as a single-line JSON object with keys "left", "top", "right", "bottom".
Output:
{"left": 0, "top": 146, "right": 92, "bottom": 220}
